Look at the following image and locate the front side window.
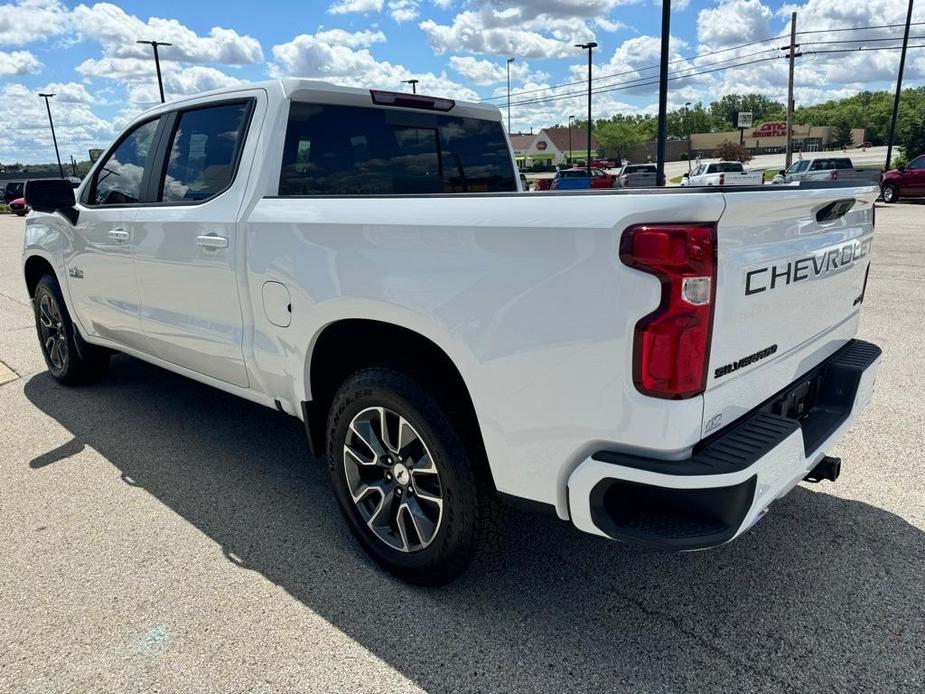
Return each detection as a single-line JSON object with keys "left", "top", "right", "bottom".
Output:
{"left": 906, "top": 155, "right": 925, "bottom": 170}
{"left": 160, "top": 102, "right": 249, "bottom": 202}
{"left": 91, "top": 118, "right": 159, "bottom": 205}
{"left": 279, "top": 102, "right": 516, "bottom": 195}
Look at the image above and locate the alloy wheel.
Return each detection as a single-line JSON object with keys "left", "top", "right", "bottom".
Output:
{"left": 343, "top": 406, "right": 444, "bottom": 553}
{"left": 38, "top": 293, "right": 68, "bottom": 372}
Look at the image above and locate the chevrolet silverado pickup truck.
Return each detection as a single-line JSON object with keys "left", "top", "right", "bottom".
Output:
{"left": 682, "top": 161, "right": 764, "bottom": 187}
{"left": 23, "top": 80, "right": 882, "bottom": 585}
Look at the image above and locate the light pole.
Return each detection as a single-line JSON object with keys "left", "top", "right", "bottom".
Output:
{"left": 506, "top": 57, "right": 515, "bottom": 133}
{"left": 38, "top": 93, "right": 64, "bottom": 179}
{"left": 402, "top": 79, "right": 419, "bottom": 94}
{"left": 655, "top": 0, "right": 671, "bottom": 186}
{"left": 568, "top": 114, "right": 576, "bottom": 167}
{"left": 575, "top": 42, "right": 597, "bottom": 177}
{"left": 685, "top": 101, "right": 692, "bottom": 172}
{"left": 136, "top": 40, "right": 172, "bottom": 103}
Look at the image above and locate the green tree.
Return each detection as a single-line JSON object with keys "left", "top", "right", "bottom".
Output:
{"left": 898, "top": 109, "right": 925, "bottom": 160}
{"left": 714, "top": 141, "right": 752, "bottom": 163}
{"left": 831, "top": 121, "right": 854, "bottom": 149}
{"left": 595, "top": 117, "right": 645, "bottom": 160}
{"left": 709, "top": 93, "right": 786, "bottom": 130}
{"left": 667, "top": 102, "right": 712, "bottom": 138}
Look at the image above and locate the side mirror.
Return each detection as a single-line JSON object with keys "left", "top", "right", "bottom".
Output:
{"left": 898, "top": 165, "right": 906, "bottom": 172}
{"left": 25, "top": 179, "right": 77, "bottom": 223}
{"left": 778, "top": 170, "right": 786, "bottom": 176}
{"left": 682, "top": 173, "right": 689, "bottom": 178}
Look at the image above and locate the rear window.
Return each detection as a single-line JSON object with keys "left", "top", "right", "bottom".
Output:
{"left": 624, "top": 165, "right": 654, "bottom": 173}
{"left": 279, "top": 102, "right": 516, "bottom": 195}
{"left": 715, "top": 162, "right": 744, "bottom": 172}
{"left": 812, "top": 158, "right": 852, "bottom": 170}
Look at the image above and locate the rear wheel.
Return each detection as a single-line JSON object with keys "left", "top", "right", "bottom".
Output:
{"left": 327, "top": 367, "right": 498, "bottom": 585}
{"left": 881, "top": 183, "right": 898, "bottom": 203}
{"left": 33, "top": 274, "right": 109, "bottom": 385}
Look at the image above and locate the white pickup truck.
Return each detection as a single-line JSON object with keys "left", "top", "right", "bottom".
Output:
{"left": 23, "top": 79, "right": 881, "bottom": 585}
{"left": 682, "top": 161, "right": 765, "bottom": 186}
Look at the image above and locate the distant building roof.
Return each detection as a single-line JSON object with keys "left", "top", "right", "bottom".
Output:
{"left": 541, "top": 126, "right": 599, "bottom": 153}
{"left": 509, "top": 133, "right": 536, "bottom": 151}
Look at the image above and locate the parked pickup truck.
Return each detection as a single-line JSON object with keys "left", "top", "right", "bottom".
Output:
{"left": 617, "top": 163, "right": 658, "bottom": 187}
{"left": 682, "top": 161, "right": 764, "bottom": 186}
{"left": 773, "top": 157, "right": 873, "bottom": 184}
{"left": 549, "top": 167, "right": 617, "bottom": 190}
{"left": 23, "top": 79, "right": 882, "bottom": 585}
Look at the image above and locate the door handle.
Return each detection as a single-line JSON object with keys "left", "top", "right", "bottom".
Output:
{"left": 196, "top": 234, "right": 229, "bottom": 249}
{"left": 107, "top": 228, "right": 130, "bottom": 241}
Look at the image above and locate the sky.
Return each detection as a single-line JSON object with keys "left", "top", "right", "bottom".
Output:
{"left": 1, "top": 0, "right": 924, "bottom": 163}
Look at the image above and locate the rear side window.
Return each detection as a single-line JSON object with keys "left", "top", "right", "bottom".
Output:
{"left": 279, "top": 102, "right": 516, "bottom": 195}
{"left": 91, "top": 118, "right": 159, "bottom": 205}
{"left": 160, "top": 102, "right": 250, "bottom": 202}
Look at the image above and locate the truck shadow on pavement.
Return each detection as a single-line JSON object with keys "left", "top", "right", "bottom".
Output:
{"left": 24, "top": 356, "right": 925, "bottom": 693}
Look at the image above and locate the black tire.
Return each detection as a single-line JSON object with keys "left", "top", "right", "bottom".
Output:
{"left": 881, "top": 183, "right": 898, "bottom": 203}
{"left": 327, "top": 367, "right": 499, "bottom": 585}
{"left": 33, "top": 274, "right": 110, "bottom": 385}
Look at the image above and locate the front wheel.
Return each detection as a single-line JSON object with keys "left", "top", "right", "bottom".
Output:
{"left": 327, "top": 368, "right": 499, "bottom": 585}
{"left": 33, "top": 274, "right": 110, "bottom": 385}
{"left": 881, "top": 183, "right": 898, "bottom": 203}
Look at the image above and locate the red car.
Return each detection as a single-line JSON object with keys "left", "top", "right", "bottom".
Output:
{"left": 880, "top": 153, "right": 925, "bottom": 203}
{"left": 9, "top": 197, "right": 28, "bottom": 216}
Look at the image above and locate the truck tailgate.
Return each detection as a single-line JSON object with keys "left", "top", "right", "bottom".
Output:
{"left": 702, "top": 185, "right": 878, "bottom": 439}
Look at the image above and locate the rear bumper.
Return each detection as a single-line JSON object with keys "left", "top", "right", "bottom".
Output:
{"left": 567, "top": 339, "right": 881, "bottom": 550}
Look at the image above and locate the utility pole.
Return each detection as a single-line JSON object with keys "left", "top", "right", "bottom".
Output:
{"left": 575, "top": 42, "right": 597, "bottom": 177}
{"left": 568, "top": 114, "right": 575, "bottom": 167}
{"left": 655, "top": 0, "right": 671, "bottom": 186}
{"left": 38, "top": 93, "right": 64, "bottom": 179}
{"left": 685, "top": 102, "right": 692, "bottom": 172}
{"left": 70, "top": 154, "right": 77, "bottom": 177}
{"left": 506, "top": 57, "right": 515, "bottom": 133}
{"left": 885, "top": 0, "right": 915, "bottom": 170}
{"left": 402, "top": 79, "right": 419, "bottom": 94}
{"left": 136, "top": 40, "right": 171, "bottom": 103}
{"left": 784, "top": 12, "right": 798, "bottom": 168}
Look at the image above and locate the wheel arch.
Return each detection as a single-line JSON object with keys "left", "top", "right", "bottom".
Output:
{"left": 302, "top": 318, "right": 493, "bottom": 486}
{"left": 23, "top": 253, "right": 58, "bottom": 299}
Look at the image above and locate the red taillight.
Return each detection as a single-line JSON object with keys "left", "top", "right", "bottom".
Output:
{"left": 620, "top": 224, "right": 717, "bottom": 399}
{"left": 718, "top": 173, "right": 725, "bottom": 185}
{"left": 830, "top": 169, "right": 838, "bottom": 181}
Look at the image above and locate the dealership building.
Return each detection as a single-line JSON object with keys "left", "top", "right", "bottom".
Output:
{"left": 690, "top": 121, "right": 866, "bottom": 156}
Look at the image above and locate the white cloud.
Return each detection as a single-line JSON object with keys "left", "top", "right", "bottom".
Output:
{"left": 314, "top": 28, "right": 386, "bottom": 48}
{"left": 0, "top": 82, "right": 114, "bottom": 163}
{"left": 420, "top": 0, "right": 631, "bottom": 58}
{"left": 449, "top": 55, "right": 546, "bottom": 84}
{"left": 0, "top": 49, "right": 41, "bottom": 75}
{"left": 389, "top": 0, "right": 420, "bottom": 22}
{"left": 697, "top": 0, "right": 775, "bottom": 49}
{"left": 328, "top": 0, "right": 384, "bottom": 14}
{"left": 0, "top": 0, "right": 70, "bottom": 46}
{"left": 271, "top": 29, "right": 479, "bottom": 100}
{"left": 70, "top": 3, "right": 263, "bottom": 67}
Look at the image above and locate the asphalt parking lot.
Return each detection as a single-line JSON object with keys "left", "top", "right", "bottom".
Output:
{"left": 1, "top": 206, "right": 923, "bottom": 693}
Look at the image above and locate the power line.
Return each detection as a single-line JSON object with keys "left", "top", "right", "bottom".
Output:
{"left": 508, "top": 54, "right": 784, "bottom": 108}
{"left": 487, "top": 21, "right": 925, "bottom": 104}
{"left": 804, "top": 43, "right": 925, "bottom": 55}
{"left": 502, "top": 47, "right": 784, "bottom": 107}
{"left": 480, "top": 34, "right": 788, "bottom": 102}
{"left": 505, "top": 42, "right": 925, "bottom": 109}
{"left": 799, "top": 34, "right": 924, "bottom": 46}
{"left": 796, "top": 21, "right": 925, "bottom": 35}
